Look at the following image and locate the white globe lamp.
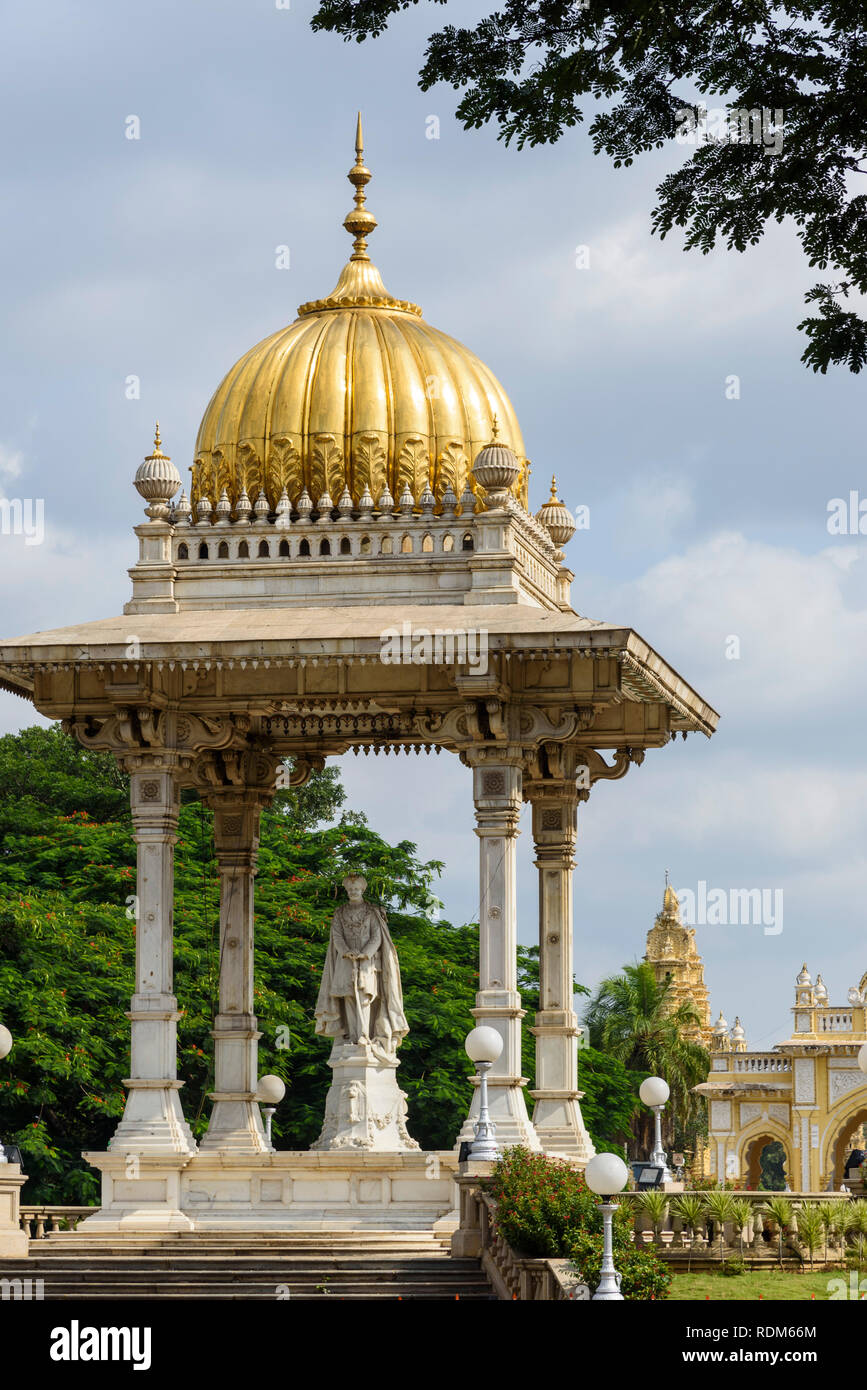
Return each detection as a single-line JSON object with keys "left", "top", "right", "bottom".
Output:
{"left": 585, "top": 1152, "right": 629, "bottom": 1198}
{"left": 584, "top": 1152, "right": 629, "bottom": 1301}
{"left": 256, "top": 1074, "right": 286, "bottom": 1148}
{"left": 465, "top": 1027, "right": 503, "bottom": 1161}
{"left": 639, "top": 1076, "right": 670, "bottom": 1108}
{"left": 640, "top": 1075, "right": 672, "bottom": 1179}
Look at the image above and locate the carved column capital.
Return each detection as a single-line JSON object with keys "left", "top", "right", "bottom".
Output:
{"left": 525, "top": 784, "right": 579, "bottom": 854}
{"left": 191, "top": 747, "right": 280, "bottom": 804}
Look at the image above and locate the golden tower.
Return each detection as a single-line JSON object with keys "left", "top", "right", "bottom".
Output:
{"left": 644, "top": 877, "right": 712, "bottom": 1046}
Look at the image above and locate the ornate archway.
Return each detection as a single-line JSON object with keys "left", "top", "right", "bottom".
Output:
{"left": 739, "top": 1122, "right": 793, "bottom": 1190}
{"left": 824, "top": 1101, "right": 867, "bottom": 1187}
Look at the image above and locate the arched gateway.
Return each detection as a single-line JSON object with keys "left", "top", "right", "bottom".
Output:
{"left": 0, "top": 122, "right": 717, "bottom": 1233}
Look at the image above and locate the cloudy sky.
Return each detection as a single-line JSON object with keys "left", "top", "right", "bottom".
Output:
{"left": 0, "top": 0, "right": 863, "bottom": 1046}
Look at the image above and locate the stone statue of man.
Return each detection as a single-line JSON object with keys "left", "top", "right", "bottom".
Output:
{"left": 314, "top": 873, "right": 409, "bottom": 1060}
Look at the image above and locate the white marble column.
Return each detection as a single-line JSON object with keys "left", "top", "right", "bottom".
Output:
{"left": 458, "top": 758, "right": 539, "bottom": 1149}
{"left": 110, "top": 767, "right": 195, "bottom": 1155}
{"left": 527, "top": 782, "right": 594, "bottom": 1161}
{"left": 200, "top": 794, "right": 268, "bottom": 1153}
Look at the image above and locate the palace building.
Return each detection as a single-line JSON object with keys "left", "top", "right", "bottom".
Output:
{"left": 695, "top": 964, "right": 867, "bottom": 1190}
{"left": 644, "top": 883, "right": 867, "bottom": 1190}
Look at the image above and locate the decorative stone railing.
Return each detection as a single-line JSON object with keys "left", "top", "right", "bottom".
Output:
{"left": 452, "top": 1176, "right": 854, "bottom": 1279}
{"left": 623, "top": 1190, "right": 853, "bottom": 1259}
{"left": 172, "top": 511, "right": 481, "bottom": 566}
{"left": 731, "top": 1054, "right": 792, "bottom": 1073}
{"left": 451, "top": 1173, "right": 587, "bottom": 1300}
{"left": 818, "top": 1011, "right": 854, "bottom": 1033}
{"left": 19, "top": 1206, "right": 95, "bottom": 1238}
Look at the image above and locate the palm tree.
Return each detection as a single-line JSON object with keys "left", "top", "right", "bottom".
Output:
{"left": 762, "top": 1195, "right": 794, "bottom": 1269}
{"left": 818, "top": 1201, "right": 840, "bottom": 1264}
{"left": 795, "top": 1204, "right": 823, "bottom": 1271}
{"left": 730, "top": 1199, "right": 753, "bottom": 1260}
{"left": 849, "top": 1201, "right": 867, "bottom": 1270}
{"left": 704, "top": 1190, "right": 734, "bottom": 1262}
{"left": 671, "top": 1193, "right": 707, "bottom": 1271}
{"left": 583, "top": 961, "right": 710, "bottom": 1155}
{"left": 636, "top": 1189, "right": 668, "bottom": 1243}
{"left": 833, "top": 1202, "right": 854, "bottom": 1259}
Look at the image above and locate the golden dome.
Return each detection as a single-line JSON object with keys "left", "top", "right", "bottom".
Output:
{"left": 191, "top": 117, "right": 528, "bottom": 515}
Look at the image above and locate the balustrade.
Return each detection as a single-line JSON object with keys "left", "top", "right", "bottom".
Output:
{"left": 731, "top": 1054, "right": 792, "bottom": 1073}
{"left": 19, "top": 1206, "right": 94, "bottom": 1238}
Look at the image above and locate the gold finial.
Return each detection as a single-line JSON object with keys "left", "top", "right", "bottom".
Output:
{"left": 491, "top": 414, "right": 500, "bottom": 441}
{"left": 147, "top": 422, "right": 169, "bottom": 460}
{"left": 344, "top": 111, "right": 377, "bottom": 262}
{"left": 549, "top": 474, "right": 559, "bottom": 501}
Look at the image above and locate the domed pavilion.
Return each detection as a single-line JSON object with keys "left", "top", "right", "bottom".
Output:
{"left": 0, "top": 120, "right": 718, "bottom": 1233}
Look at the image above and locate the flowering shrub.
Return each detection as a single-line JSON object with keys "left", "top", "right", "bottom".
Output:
{"left": 567, "top": 1229, "right": 672, "bottom": 1301}
{"left": 489, "top": 1147, "right": 598, "bottom": 1256}
{"left": 489, "top": 1147, "right": 670, "bottom": 1300}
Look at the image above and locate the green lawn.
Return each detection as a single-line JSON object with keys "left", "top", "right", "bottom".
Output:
{"left": 669, "top": 1269, "right": 865, "bottom": 1301}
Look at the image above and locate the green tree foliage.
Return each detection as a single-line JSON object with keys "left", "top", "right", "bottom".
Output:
{"left": 584, "top": 961, "right": 709, "bottom": 1157}
{"left": 575, "top": 1047, "right": 641, "bottom": 1156}
{"left": 312, "top": 1, "right": 867, "bottom": 373}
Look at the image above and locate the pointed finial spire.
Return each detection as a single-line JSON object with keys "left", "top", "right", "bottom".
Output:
{"left": 549, "top": 474, "right": 559, "bottom": 501}
{"left": 343, "top": 111, "right": 377, "bottom": 261}
{"left": 146, "top": 422, "right": 169, "bottom": 461}
{"left": 491, "top": 414, "right": 499, "bottom": 441}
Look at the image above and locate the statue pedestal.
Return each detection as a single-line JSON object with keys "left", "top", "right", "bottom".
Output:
{"left": 0, "top": 1163, "right": 29, "bottom": 1257}
{"left": 312, "top": 1043, "right": 419, "bottom": 1153}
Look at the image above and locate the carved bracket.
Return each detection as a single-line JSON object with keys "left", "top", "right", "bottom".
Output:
{"left": 63, "top": 710, "right": 253, "bottom": 768}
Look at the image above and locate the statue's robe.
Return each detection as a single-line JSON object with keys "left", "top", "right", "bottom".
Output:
{"left": 315, "top": 901, "right": 408, "bottom": 1057}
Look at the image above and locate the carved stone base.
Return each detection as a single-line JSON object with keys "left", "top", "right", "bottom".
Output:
{"left": 0, "top": 1165, "right": 29, "bottom": 1256}
{"left": 107, "top": 1078, "right": 197, "bottom": 1157}
{"left": 79, "top": 1153, "right": 195, "bottom": 1232}
{"left": 455, "top": 1073, "right": 541, "bottom": 1151}
{"left": 530, "top": 1093, "right": 595, "bottom": 1163}
{"left": 80, "top": 1151, "right": 458, "bottom": 1232}
{"left": 312, "top": 1043, "right": 419, "bottom": 1152}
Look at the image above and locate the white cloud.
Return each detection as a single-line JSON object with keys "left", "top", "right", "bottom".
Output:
{"left": 614, "top": 471, "right": 696, "bottom": 547}
{"left": 0, "top": 445, "right": 23, "bottom": 490}
{"left": 588, "top": 530, "right": 867, "bottom": 722}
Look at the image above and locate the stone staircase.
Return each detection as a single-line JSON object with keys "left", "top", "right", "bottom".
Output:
{"left": 2, "top": 1231, "right": 495, "bottom": 1300}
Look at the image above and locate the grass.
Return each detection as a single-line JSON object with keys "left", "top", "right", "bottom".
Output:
{"left": 669, "top": 1269, "right": 863, "bottom": 1301}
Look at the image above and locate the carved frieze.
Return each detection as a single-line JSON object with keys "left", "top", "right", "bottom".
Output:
{"left": 829, "top": 1068, "right": 867, "bottom": 1106}
{"left": 794, "top": 1058, "right": 816, "bottom": 1104}
{"left": 739, "top": 1103, "right": 764, "bottom": 1128}
{"left": 710, "top": 1100, "right": 732, "bottom": 1132}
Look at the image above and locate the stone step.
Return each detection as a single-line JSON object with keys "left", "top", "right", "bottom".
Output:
{"left": 31, "top": 1239, "right": 450, "bottom": 1249}
{"left": 25, "top": 1250, "right": 460, "bottom": 1263}
{"left": 5, "top": 1284, "right": 494, "bottom": 1295}
{"left": 0, "top": 1265, "right": 493, "bottom": 1299}
{"left": 8, "top": 1261, "right": 479, "bottom": 1276}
